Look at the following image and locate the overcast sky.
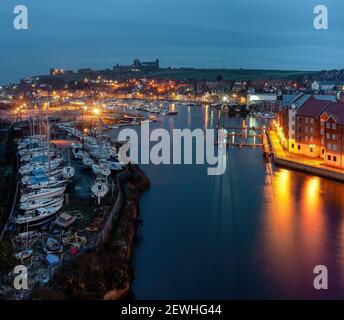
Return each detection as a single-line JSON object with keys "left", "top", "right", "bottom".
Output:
{"left": 0, "top": 0, "right": 343, "bottom": 84}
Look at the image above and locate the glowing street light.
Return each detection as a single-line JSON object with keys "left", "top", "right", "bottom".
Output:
{"left": 92, "top": 107, "right": 100, "bottom": 115}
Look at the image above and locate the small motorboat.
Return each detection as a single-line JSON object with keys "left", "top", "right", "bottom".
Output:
{"left": 45, "top": 238, "right": 63, "bottom": 253}
{"left": 54, "top": 212, "right": 76, "bottom": 228}
{"left": 71, "top": 141, "right": 83, "bottom": 149}
{"left": 14, "top": 249, "right": 33, "bottom": 261}
{"left": 82, "top": 157, "right": 94, "bottom": 167}
{"left": 72, "top": 149, "right": 88, "bottom": 160}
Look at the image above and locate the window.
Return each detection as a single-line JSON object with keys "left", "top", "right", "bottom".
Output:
{"left": 326, "top": 122, "right": 331, "bottom": 129}
{"left": 328, "top": 155, "right": 332, "bottom": 161}
{"left": 320, "top": 129, "right": 324, "bottom": 135}
{"left": 298, "top": 145, "right": 301, "bottom": 150}
{"left": 332, "top": 134, "right": 336, "bottom": 140}
{"left": 333, "top": 123, "right": 337, "bottom": 130}
{"left": 292, "top": 125, "right": 295, "bottom": 130}
{"left": 311, "top": 118, "right": 314, "bottom": 124}
{"left": 334, "top": 156, "right": 337, "bottom": 162}
{"left": 305, "top": 136, "right": 308, "bottom": 141}
{"left": 310, "top": 127, "right": 314, "bottom": 133}
{"left": 310, "top": 147, "right": 313, "bottom": 153}
{"left": 326, "top": 133, "right": 330, "bottom": 139}
{"left": 305, "top": 126, "right": 308, "bottom": 133}
{"left": 306, "top": 117, "right": 309, "bottom": 123}
{"left": 291, "top": 144, "right": 294, "bottom": 149}
{"left": 333, "top": 144, "right": 337, "bottom": 151}
{"left": 292, "top": 116, "right": 295, "bottom": 121}
{"left": 310, "top": 136, "right": 313, "bottom": 142}
{"left": 322, "top": 149, "right": 325, "bottom": 155}
{"left": 328, "top": 143, "right": 332, "bottom": 150}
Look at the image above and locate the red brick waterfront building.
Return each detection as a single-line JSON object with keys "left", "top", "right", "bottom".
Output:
{"left": 320, "top": 102, "right": 344, "bottom": 168}
{"left": 275, "top": 95, "right": 344, "bottom": 169}
{"left": 295, "top": 98, "right": 332, "bottom": 157}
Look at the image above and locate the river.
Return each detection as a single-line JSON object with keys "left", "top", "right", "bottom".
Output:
{"left": 125, "top": 103, "right": 344, "bottom": 299}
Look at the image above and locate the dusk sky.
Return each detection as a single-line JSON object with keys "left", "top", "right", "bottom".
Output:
{"left": 0, "top": 0, "right": 343, "bottom": 84}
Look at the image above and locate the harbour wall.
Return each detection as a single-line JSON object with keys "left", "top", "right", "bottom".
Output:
{"left": 272, "top": 155, "right": 344, "bottom": 183}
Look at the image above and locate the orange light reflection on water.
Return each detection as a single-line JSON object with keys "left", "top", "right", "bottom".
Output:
{"left": 204, "top": 105, "right": 209, "bottom": 128}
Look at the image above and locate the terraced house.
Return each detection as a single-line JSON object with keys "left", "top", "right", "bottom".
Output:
{"left": 295, "top": 98, "right": 333, "bottom": 158}
{"left": 320, "top": 102, "right": 344, "bottom": 168}
{"left": 277, "top": 94, "right": 337, "bottom": 152}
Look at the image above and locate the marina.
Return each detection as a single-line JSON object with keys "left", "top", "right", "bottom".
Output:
{"left": 0, "top": 109, "right": 141, "bottom": 298}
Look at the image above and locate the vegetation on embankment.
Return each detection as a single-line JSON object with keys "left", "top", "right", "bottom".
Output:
{"left": 0, "top": 126, "right": 17, "bottom": 275}
{"left": 30, "top": 164, "right": 150, "bottom": 300}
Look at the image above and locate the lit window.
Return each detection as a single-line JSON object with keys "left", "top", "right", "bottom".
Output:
{"left": 326, "top": 133, "right": 330, "bottom": 139}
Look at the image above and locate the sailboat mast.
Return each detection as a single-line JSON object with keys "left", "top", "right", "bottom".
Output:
{"left": 46, "top": 103, "right": 51, "bottom": 172}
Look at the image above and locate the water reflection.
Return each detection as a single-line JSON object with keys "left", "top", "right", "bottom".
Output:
{"left": 132, "top": 104, "right": 344, "bottom": 299}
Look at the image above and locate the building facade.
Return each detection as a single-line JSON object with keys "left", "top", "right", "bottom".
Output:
{"left": 294, "top": 98, "right": 332, "bottom": 157}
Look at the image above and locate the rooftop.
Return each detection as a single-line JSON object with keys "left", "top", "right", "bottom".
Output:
{"left": 297, "top": 97, "right": 332, "bottom": 117}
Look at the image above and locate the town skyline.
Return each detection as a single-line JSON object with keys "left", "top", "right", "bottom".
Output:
{"left": 1, "top": 0, "right": 344, "bottom": 84}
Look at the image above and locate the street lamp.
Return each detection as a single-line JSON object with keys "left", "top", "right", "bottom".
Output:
{"left": 92, "top": 107, "right": 100, "bottom": 115}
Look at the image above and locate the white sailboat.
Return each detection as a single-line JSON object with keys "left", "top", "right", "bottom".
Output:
{"left": 62, "top": 166, "right": 75, "bottom": 179}
{"left": 91, "top": 178, "right": 109, "bottom": 200}
{"left": 16, "top": 202, "right": 64, "bottom": 227}
{"left": 20, "top": 197, "right": 64, "bottom": 211}
{"left": 92, "top": 162, "right": 111, "bottom": 176}
{"left": 19, "top": 158, "right": 63, "bottom": 175}
{"left": 27, "top": 179, "right": 67, "bottom": 190}
{"left": 21, "top": 169, "right": 63, "bottom": 184}
{"left": 20, "top": 186, "right": 66, "bottom": 203}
